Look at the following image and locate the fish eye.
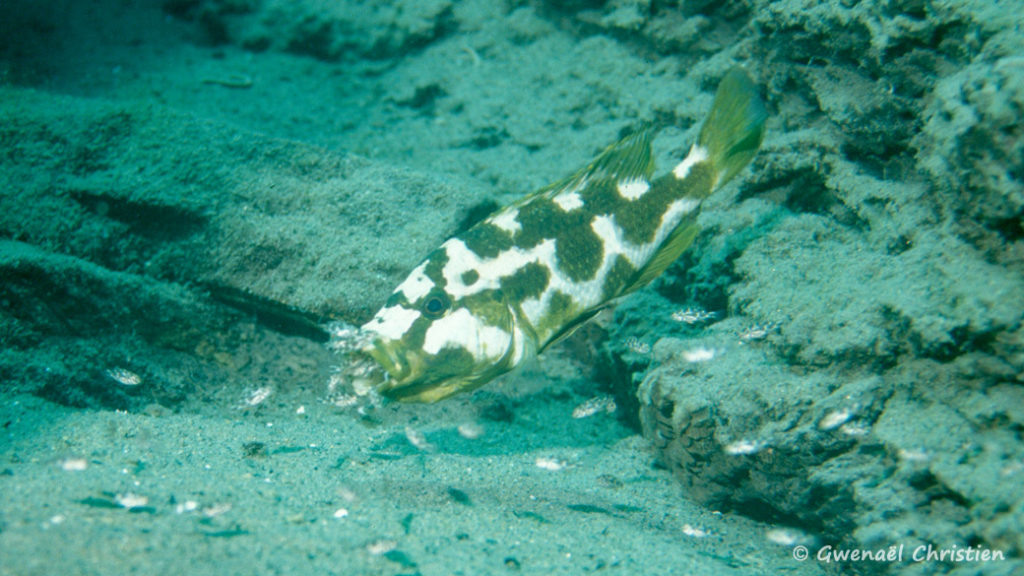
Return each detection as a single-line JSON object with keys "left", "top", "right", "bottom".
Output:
{"left": 421, "top": 291, "right": 451, "bottom": 319}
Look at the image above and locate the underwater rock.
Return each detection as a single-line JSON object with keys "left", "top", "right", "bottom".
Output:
{"left": 172, "top": 0, "right": 457, "bottom": 61}
{"left": 915, "top": 57, "right": 1024, "bottom": 261}
{"left": 594, "top": 1, "right": 1024, "bottom": 570}
{"left": 0, "top": 85, "right": 488, "bottom": 410}
{"left": 0, "top": 239, "right": 226, "bottom": 409}
{"left": 637, "top": 332, "right": 864, "bottom": 534}
{"left": 637, "top": 325, "right": 1024, "bottom": 571}
{"left": 0, "top": 86, "right": 487, "bottom": 324}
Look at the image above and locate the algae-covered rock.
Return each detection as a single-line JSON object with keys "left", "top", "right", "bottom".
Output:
{"left": 915, "top": 58, "right": 1024, "bottom": 260}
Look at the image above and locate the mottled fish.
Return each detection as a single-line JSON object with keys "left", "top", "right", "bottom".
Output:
{"left": 335, "top": 68, "right": 767, "bottom": 402}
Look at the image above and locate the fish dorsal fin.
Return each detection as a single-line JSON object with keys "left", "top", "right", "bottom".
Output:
{"left": 623, "top": 220, "right": 700, "bottom": 294}
{"left": 540, "top": 128, "right": 655, "bottom": 199}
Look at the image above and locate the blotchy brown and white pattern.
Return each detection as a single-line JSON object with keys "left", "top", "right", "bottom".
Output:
{"left": 341, "top": 68, "right": 767, "bottom": 402}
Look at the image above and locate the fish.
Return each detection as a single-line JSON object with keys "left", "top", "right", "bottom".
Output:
{"left": 334, "top": 68, "right": 767, "bottom": 403}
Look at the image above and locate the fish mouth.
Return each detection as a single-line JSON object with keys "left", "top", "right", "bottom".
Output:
{"left": 362, "top": 339, "right": 464, "bottom": 402}
{"left": 367, "top": 332, "right": 524, "bottom": 403}
{"left": 327, "top": 313, "right": 523, "bottom": 403}
{"left": 329, "top": 329, "right": 439, "bottom": 402}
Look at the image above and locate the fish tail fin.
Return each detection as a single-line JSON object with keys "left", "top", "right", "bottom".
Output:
{"left": 698, "top": 68, "right": 767, "bottom": 189}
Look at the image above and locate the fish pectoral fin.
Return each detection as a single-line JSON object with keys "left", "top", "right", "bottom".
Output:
{"left": 537, "top": 306, "right": 606, "bottom": 354}
{"left": 623, "top": 221, "right": 700, "bottom": 295}
{"left": 538, "top": 128, "right": 655, "bottom": 200}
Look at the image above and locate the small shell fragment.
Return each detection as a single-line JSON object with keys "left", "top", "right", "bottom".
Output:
{"left": 404, "top": 426, "right": 435, "bottom": 452}
{"left": 243, "top": 387, "right": 273, "bottom": 407}
{"left": 202, "top": 503, "right": 232, "bottom": 517}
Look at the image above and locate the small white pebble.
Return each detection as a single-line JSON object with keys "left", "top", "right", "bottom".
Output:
{"left": 333, "top": 508, "right": 349, "bottom": 519}
{"left": 1000, "top": 462, "right": 1024, "bottom": 477}
{"left": 202, "top": 503, "right": 231, "bottom": 517}
{"left": 766, "top": 527, "right": 806, "bottom": 546}
{"left": 59, "top": 458, "right": 88, "bottom": 471}
{"left": 534, "top": 457, "right": 567, "bottom": 471}
{"left": 366, "top": 539, "right": 397, "bottom": 555}
{"left": 336, "top": 487, "right": 358, "bottom": 503}
{"left": 682, "top": 523, "right": 709, "bottom": 538}
{"left": 840, "top": 423, "right": 869, "bottom": 436}
{"left": 682, "top": 347, "right": 718, "bottom": 363}
{"left": 898, "top": 448, "right": 930, "bottom": 463}
{"left": 724, "top": 440, "right": 762, "bottom": 455}
{"left": 457, "top": 422, "right": 484, "bottom": 440}
{"left": 115, "top": 493, "right": 149, "bottom": 509}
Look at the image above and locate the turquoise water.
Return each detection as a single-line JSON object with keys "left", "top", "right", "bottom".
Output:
{"left": 1, "top": 1, "right": 1021, "bottom": 575}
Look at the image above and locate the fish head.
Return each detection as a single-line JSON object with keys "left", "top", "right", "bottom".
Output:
{"left": 349, "top": 247, "right": 528, "bottom": 403}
